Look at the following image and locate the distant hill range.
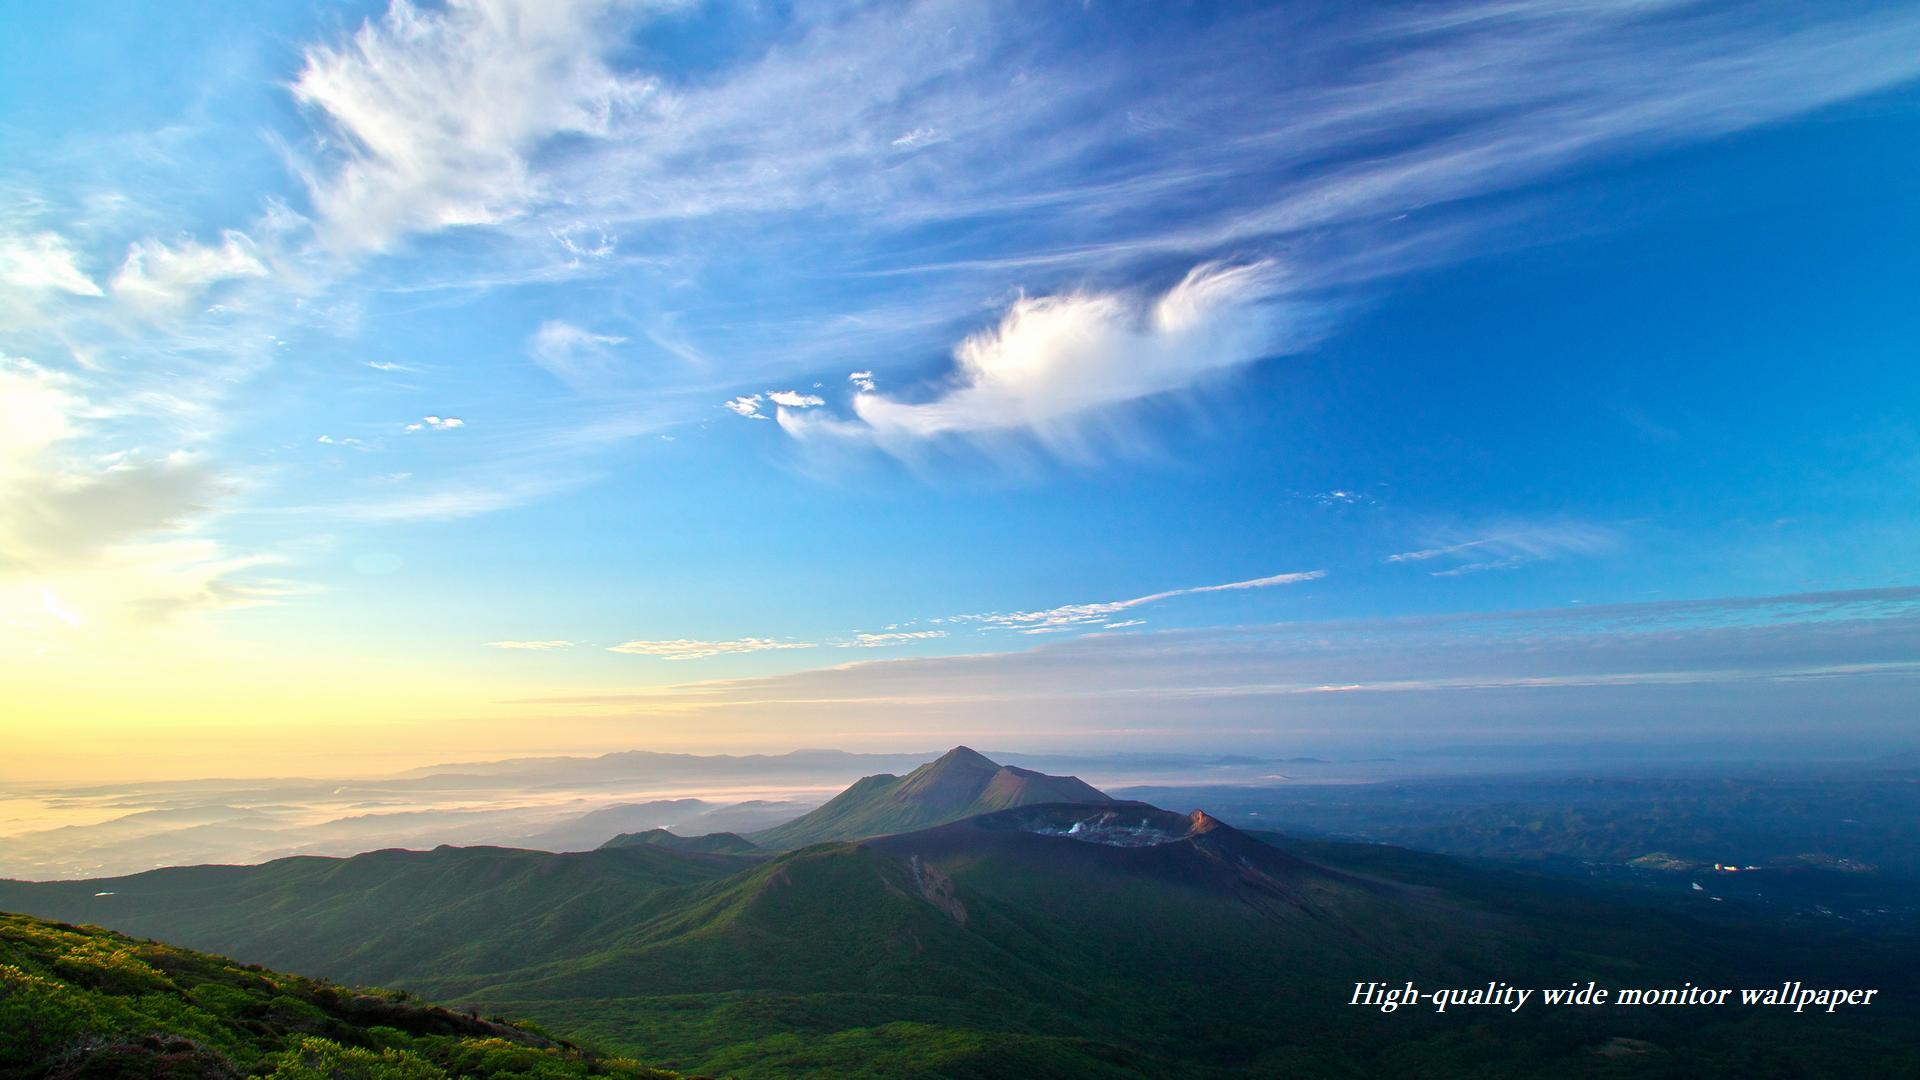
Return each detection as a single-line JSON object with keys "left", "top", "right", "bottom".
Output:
{"left": 599, "top": 828, "right": 760, "bottom": 855}
{"left": 1, "top": 747, "right": 1914, "bottom": 1077}
{"left": 748, "top": 745, "right": 1111, "bottom": 849}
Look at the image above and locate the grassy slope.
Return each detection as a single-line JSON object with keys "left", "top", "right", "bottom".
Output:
{"left": 0, "top": 845, "right": 751, "bottom": 989}
{"left": 0, "top": 911, "right": 677, "bottom": 1080}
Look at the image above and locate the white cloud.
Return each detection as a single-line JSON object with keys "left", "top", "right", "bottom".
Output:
{"left": 607, "top": 637, "right": 816, "bottom": 660}
{"left": 1387, "top": 524, "right": 1619, "bottom": 576}
{"left": 0, "top": 358, "right": 299, "bottom": 628}
{"left": 110, "top": 231, "right": 268, "bottom": 314}
{"left": 844, "top": 630, "right": 947, "bottom": 648}
{"left": 780, "top": 262, "right": 1294, "bottom": 451}
{"left": 340, "top": 486, "right": 519, "bottom": 521}
{"left": 365, "top": 359, "right": 414, "bottom": 372}
{"left": 0, "top": 358, "right": 82, "bottom": 467}
{"left": 768, "top": 389, "right": 824, "bottom": 409}
{"left": 724, "top": 394, "right": 766, "bottom": 419}
{"left": 848, "top": 371, "right": 875, "bottom": 392}
{"left": 486, "top": 639, "right": 574, "bottom": 650}
{"left": 890, "top": 127, "right": 943, "bottom": 150}
{"left": 0, "top": 232, "right": 102, "bottom": 297}
{"left": 527, "top": 320, "right": 628, "bottom": 390}
{"left": 291, "top": 0, "right": 653, "bottom": 251}
{"left": 955, "top": 568, "right": 1325, "bottom": 632}
{"left": 554, "top": 224, "right": 616, "bottom": 261}
{"left": 405, "top": 415, "right": 465, "bottom": 432}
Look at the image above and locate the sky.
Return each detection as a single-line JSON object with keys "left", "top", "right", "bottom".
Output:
{"left": 2, "top": 0, "right": 1918, "bottom": 782}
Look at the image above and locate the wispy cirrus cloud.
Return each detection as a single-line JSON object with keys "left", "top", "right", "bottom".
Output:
{"left": 954, "top": 568, "right": 1325, "bottom": 633}
{"left": 1386, "top": 523, "right": 1619, "bottom": 576}
{"left": 394, "top": 0, "right": 1920, "bottom": 460}
{"left": 109, "top": 231, "right": 268, "bottom": 315}
{"left": 527, "top": 320, "right": 628, "bottom": 391}
{"left": 523, "top": 588, "right": 1920, "bottom": 752}
{"left": 0, "top": 231, "right": 103, "bottom": 297}
{"left": 607, "top": 637, "right": 817, "bottom": 661}
{"left": 289, "top": 0, "right": 652, "bottom": 252}
{"left": 477, "top": 571, "right": 1318, "bottom": 662}
{"left": 265, "top": 0, "right": 1920, "bottom": 465}
{"left": 843, "top": 630, "right": 947, "bottom": 648}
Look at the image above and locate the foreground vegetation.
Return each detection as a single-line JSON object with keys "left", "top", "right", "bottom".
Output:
{"left": 0, "top": 912, "right": 677, "bottom": 1080}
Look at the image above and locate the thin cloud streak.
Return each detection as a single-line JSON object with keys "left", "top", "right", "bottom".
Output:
{"left": 515, "top": 587, "right": 1920, "bottom": 751}
{"left": 951, "top": 569, "right": 1325, "bottom": 631}
{"left": 1386, "top": 523, "right": 1620, "bottom": 575}
{"left": 607, "top": 637, "right": 818, "bottom": 661}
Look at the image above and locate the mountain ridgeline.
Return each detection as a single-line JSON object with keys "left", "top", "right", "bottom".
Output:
{"left": 2, "top": 748, "right": 1915, "bottom": 1077}
{"left": 747, "top": 745, "right": 1112, "bottom": 849}
{"left": 598, "top": 829, "right": 760, "bottom": 855}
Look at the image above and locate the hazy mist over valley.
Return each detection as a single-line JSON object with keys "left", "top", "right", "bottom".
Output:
{"left": 0, "top": 747, "right": 1429, "bottom": 879}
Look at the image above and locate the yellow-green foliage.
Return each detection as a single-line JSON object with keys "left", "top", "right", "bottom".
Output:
{"left": 51, "top": 939, "right": 175, "bottom": 996}
{"left": 263, "top": 1036, "right": 446, "bottom": 1079}
{"left": 0, "top": 913, "right": 680, "bottom": 1080}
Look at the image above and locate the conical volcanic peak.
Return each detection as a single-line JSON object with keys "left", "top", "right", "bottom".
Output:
{"left": 892, "top": 746, "right": 1005, "bottom": 806}
{"left": 749, "top": 748, "right": 1113, "bottom": 849}
{"left": 934, "top": 745, "right": 996, "bottom": 769}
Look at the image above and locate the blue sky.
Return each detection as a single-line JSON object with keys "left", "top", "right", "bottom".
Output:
{"left": 3, "top": 0, "right": 1918, "bottom": 775}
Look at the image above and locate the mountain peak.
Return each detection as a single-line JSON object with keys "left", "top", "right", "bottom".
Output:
{"left": 930, "top": 746, "right": 997, "bottom": 770}
{"left": 750, "top": 748, "right": 1113, "bottom": 849}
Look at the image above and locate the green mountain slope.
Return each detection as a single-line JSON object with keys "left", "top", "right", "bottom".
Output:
{"left": 748, "top": 747, "right": 1111, "bottom": 850}
{"left": 450, "top": 802, "right": 1471, "bottom": 1075}
{"left": 0, "top": 911, "right": 676, "bottom": 1080}
{"left": 475, "top": 806, "right": 1920, "bottom": 1077}
{"left": 599, "top": 830, "right": 761, "bottom": 856}
{"left": 0, "top": 842, "right": 750, "bottom": 989}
